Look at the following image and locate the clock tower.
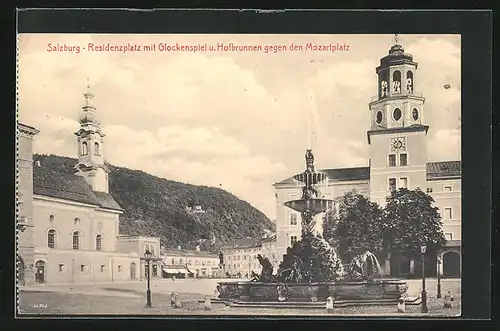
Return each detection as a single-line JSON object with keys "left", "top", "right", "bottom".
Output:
{"left": 368, "top": 35, "right": 429, "bottom": 206}
{"left": 74, "top": 81, "right": 110, "bottom": 193}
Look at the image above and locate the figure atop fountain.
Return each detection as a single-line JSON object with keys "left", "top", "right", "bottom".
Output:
{"left": 305, "top": 149, "right": 315, "bottom": 172}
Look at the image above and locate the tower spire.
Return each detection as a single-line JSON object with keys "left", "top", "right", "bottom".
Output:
{"left": 393, "top": 33, "right": 400, "bottom": 45}
{"left": 84, "top": 77, "right": 94, "bottom": 108}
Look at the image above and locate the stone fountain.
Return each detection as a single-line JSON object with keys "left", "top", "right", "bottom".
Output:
{"left": 213, "top": 150, "right": 418, "bottom": 309}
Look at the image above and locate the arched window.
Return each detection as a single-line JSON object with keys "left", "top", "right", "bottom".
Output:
{"left": 74, "top": 217, "right": 80, "bottom": 225}
{"left": 94, "top": 142, "right": 100, "bottom": 155}
{"left": 47, "top": 229, "right": 56, "bottom": 248}
{"left": 82, "top": 142, "right": 88, "bottom": 155}
{"left": 49, "top": 215, "right": 54, "bottom": 222}
{"left": 96, "top": 234, "right": 102, "bottom": 251}
{"left": 72, "top": 231, "right": 80, "bottom": 250}
{"left": 392, "top": 70, "right": 401, "bottom": 94}
{"left": 406, "top": 71, "right": 414, "bottom": 94}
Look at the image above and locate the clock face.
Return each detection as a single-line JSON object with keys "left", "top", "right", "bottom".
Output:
{"left": 391, "top": 137, "right": 406, "bottom": 151}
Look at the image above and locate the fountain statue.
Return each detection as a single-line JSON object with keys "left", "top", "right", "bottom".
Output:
{"left": 214, "top": 149, "right": 410, "bottom": 307}
{"left": 345, "top": 251, "right": 384, "bottom": 282}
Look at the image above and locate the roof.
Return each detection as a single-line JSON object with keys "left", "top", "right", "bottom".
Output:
{"left": 18, "top": 123, "right": 40, "bottom": 136}
{"left": 161, "top": 249, "right": 218, "bottom": 258}
{"left": 222, "top": 237, "right": 262, "bottom": 250}
{"left": 426, "top": 161, "right": 461, "bottom": 180}
{"left": 33, "top": 165, "right": 123, "bottom": 211}
{"left": 261, "top": 235, "right": 277, "bottom": 243}
{"left": 274, "top": 161, "right": 461, "bottom": 186}
{"left": 367, "top": 124, "right": 429, "bottom": 144}
{"left": 275, "top": 167, "right": 370, "bottom": 186}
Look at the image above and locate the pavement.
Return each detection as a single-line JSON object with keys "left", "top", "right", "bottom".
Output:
{"left": 18, "top": 278, "right": 461, "bottom": 316}
{"left": 20, "top": 277, "right": 460, "bottom": 299}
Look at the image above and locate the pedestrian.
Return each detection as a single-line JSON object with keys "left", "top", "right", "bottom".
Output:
{"left": 172, "top": 275, "right": 176, "bottom": 282}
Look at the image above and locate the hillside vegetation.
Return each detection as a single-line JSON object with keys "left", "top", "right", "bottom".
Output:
{"left": 34, "top": 154, "right": 275, "bottom": 252}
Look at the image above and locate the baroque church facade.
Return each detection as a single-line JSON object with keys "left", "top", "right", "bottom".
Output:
{"left": 17, "top": 86, "right": 163, "bottom": 286}
{"left": 273, "top": 40, "right": 461, "bottom": 278}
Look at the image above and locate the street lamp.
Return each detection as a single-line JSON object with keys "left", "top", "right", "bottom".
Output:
{"left": 420, "top": 245, "right": 428, "bottom": 313}
{"left": 436, "top": 254, "right": 442, "bottom": 298}
{"left": 144, "top": 249, "right": 152, "bottom": 308}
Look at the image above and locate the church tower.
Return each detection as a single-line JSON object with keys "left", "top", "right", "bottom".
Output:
{"left": 368, "top": 35, "right": 429, "bottom": 206}
{"left": 74, "top": 81, "right": 110, "bottom": 193}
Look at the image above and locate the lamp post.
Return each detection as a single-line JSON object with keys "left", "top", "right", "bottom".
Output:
{"left": 420, "top": 245, "right": 428, "bottom": 313}
{"left": 436, "top": 254, "right": 442, "bottom": 298}
{"left": 144, "top": 249, "right": 152, "bottom": 308}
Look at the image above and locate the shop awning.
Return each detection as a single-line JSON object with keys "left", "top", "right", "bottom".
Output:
{"left": 163, "top": 268, "right": 180, "bottom": 273}
{"left": 177, "top": 268, "right": 192, "bottom": 274}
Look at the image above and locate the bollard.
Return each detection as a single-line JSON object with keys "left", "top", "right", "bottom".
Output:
{"left": 204, "top": 295, "right": 212, "bottom": 310}
{"left": 448, "top": 290, "right": 455, "bottom": 302}
{"left": 174, "top": 294, "right": 182, "bottom": 308}
{"left": 214, "top": 288, "right": 220, "bottom": 299}
{"left": 397, "top": 296, "right": 406, "bottom": 313}
{"left": 444, "top": 292, "right": 452, "bottom": 308}
{"left": 325, "top": 296, "right": 334, "bottom": 313}
{"left": 170, "top": 292, "right": 176, "bottom": 307}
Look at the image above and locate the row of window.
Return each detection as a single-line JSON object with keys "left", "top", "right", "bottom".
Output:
{"left": 58, "top": 263, "right": 135, "bottom": 273}
{"left": 228, "top": 263, "right": 261, "bottom": 270}
{"left": 379, "top": 70, "right": 414, "bottom": 98}
{"left": 81, "top": 141, "right": 100, "bottom": 156}
{"left": 49, "top": 215, "right": 82, "bottom": 225}
{"left": 226, "top": 248, "right": 260, "bottom": 254}
{"left": 388, "top": 153, "right": 408, "bottom": 167}
{"left": 426, "top": 185, "right": 453, "bottom": 193}
{"left": 169, "top": 258, "right": 217, "bottom": 266}
{"left": 47, "top": 229, "right": 102, "bottom": 251}
{"left": 388, "top": 177, "right": 408, "bottom": 191}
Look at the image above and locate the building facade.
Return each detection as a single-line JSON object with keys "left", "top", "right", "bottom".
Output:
{"left": 273, "top": 40, "right": 461, "bottom": 278}
{"left": 221, "top": 238, "right": 263, "bottom": 278}
{"left": 17, "top": 85, "right": 163, "bottom": 285}
{"left": 17, "top": 124, "right": 40, "bottom": 286}
{"left": 220, "top": 235, "right": 279, "bottom": 279}
{"left": 161, "top": 246, "right": 219, "bottom": 278}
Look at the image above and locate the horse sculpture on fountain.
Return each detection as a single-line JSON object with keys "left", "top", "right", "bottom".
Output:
{"left": 345, "top": 250, "right": 384, "bottom": 281}
{"left": 251, "top": 254, "right": 276, "bottom": 283}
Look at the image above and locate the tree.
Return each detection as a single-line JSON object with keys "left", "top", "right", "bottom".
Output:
{"left": 383, "top": 188, "right": 447, "bottom": 257}
{"left": 323, "top": 190, "right": 384, "bottom": 264}
{"left": 276, "top": 210, "right": 343, "bottom": 283}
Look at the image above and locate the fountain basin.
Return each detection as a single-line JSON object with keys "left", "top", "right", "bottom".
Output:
{"left": 216, "top": 279, "right": 408, "bottom": 302}
{"left": 284, "top": 198, "right": 333, "bottom": 214}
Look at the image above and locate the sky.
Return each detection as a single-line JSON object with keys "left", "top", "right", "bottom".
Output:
{"left": 18, "top": 34, "right": 461, "bottom": 220}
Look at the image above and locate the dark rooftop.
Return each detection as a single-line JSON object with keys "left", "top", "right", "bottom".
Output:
{"left": 33, "top": 165, "right": 123, "bottom": 211}
{"left": 275, "top": 161, "right": 461, "bottom": 186}
{"left": 275, "top": 166, "right": 370, "bottom": 186}
{"left": 222, "top": 237, "right": 262, "bottom": 250}
{"left": 161, "top": 249, "right": 218, "bottom": 258}
{"left": 426, "top": 161, "right": 461, "bottom": 179}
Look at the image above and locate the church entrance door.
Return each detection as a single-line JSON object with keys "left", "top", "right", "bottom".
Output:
{"left": 35, "top": 260, "right": 45, "bottom": 284}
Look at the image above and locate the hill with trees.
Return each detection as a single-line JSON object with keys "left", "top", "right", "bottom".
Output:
{"left": 34, "top": 154, "right": 275, "bottom": 253}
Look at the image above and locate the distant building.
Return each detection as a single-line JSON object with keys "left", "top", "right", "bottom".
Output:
{"left": 186, "top": 205, "right": 205, "bottom": 213}
{"left": 220, "top": 235, "right": 278, "bottom": 279}
{"left": 273, "top": 38, "right": 461, "bottom": 279}
{"left": 160, "top": 246, "right": 219, "bottom": 278}
{"left": 17, "top": 85, "right": 163, "bottom": 285}
{"left": 221, "top": 238, "right": 262, "bottom": 278}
